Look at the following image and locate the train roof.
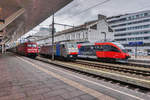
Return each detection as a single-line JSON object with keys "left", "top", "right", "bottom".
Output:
{"left": 78, "top": 42, "right": 123, "bottom": 46}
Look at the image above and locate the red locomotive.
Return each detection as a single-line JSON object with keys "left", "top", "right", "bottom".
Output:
{"left": 17, "top": 42, "right": 38, "bottom": 58}
{"left": 78, "top": 42, "right": 130, "bottom": 62}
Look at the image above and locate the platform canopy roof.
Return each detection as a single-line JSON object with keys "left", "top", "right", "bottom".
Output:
{"left": 0, "top": 0, "right": 73, "bottom": 43}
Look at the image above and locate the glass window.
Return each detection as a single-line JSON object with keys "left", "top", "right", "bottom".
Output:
{"left": 112, "top": 42, "right": 125, "bottom": 50}
{"left": 27, "top": 44, "right": 32, "bottom": 47}
{"left": 67, "top": 43, "right": 77, "bottom": 48}
{"left": 32, "top": 44, "right": 37, "bottom": 47}
{"left": 95, "top": 45, "right": 103, "bottom": 51}
{"left": 27, "top": 44, "right": 37, "bottom": 47}
{"left": 136, "top": 15, "right": 139, "bottom": 18}
{"left": 102, "top": 45, "right": 120, "bottom": 52}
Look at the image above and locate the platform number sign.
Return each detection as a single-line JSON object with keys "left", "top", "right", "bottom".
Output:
{"left": 129, "top": 41, "right": 143, "bottom": 46}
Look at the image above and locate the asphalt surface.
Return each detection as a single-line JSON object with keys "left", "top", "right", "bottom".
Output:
{"left": 0, "top": 52, "right": 150, "bottom": 100}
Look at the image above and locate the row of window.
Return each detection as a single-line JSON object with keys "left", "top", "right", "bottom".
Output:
{"left": 111, "top": 19, "right": 150, "bottom": 28}
{"left": 114, "top": 31, "right": 150, "bottom": 37}
{"left": 115, "top": 36, "right": 150, "bottom": 41}
{"left": 123, "top": 43, "right": 150, "bottom": 47}
{"left": 108, "top": 18, "right": 126, "bottom": 24}
{"left": 108, "top": 12, "right": 150, "bottom": 24}
{"left": 64, "top": 32, "right": 88, "bottom": 40}
{"left": 115, "top": 24, "right": 150, "bottom": 32}
{"left": 27, "top": 44, "right": 37, "bottom": 47}
{"left": 126, "top": 13, "right": 148, "bottom": 20}
{"left": 80, "top": 45, "right": 120, "bottom": 52}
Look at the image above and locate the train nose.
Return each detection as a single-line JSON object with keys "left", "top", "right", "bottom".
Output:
{"left": 125, "top": 54, "right": 131, "bottom": 59}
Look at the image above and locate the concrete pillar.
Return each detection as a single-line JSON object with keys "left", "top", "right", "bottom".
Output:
{"left": 2, "top": 44, "right": 4, "bottom": 54}
{"left": 1, "top": 44, "right": 6, "bottom": 54}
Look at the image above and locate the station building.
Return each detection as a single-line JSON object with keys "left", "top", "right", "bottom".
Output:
{"left": 107, "top": 10, "right": 150, "bottom": 54}
{"left": 39, "top": 14, "right": 113, "bottom": 45}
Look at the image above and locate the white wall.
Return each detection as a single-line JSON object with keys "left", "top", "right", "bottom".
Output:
{"left": 37, "top": 17, "right": 114, "bottom": 45}
{"left": 88, "top": 20, "right": 114, "bottom": 42}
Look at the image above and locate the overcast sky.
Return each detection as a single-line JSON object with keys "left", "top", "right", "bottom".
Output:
{"left": 25, "top": 0, "right": 150, "bottom": 37}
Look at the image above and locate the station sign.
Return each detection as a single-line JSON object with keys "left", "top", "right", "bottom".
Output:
{"left": 129, "top": 41, "right": 143, "bottom": 46}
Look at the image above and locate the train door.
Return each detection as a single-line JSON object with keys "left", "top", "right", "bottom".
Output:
{"left": 103, "top": 45, "right": 120, "bottom": 59}
{"left": 88, "top": 45, "right": 96, "bottom": 58}
{"left": 95, "top": 45, "right": 105, "bottom": 58}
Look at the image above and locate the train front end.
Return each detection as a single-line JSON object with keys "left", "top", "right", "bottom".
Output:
{"left": 95, "top": 42, "right": 130, "bottom": 62}
{"left": 112, "top": 42, "right": 130, "bottom": 62}
{"left": 66, "top": 42, "right": 78, "bottom": 60}
{"left": 26, "top": 43, "right": 38, "bottom": 58}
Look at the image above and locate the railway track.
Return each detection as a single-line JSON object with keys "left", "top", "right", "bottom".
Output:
{"left": 78, "top": 57, "right": 150, "bottom": 68}
{"left": 74, "top": 60, "right": 150, "bottom": 77}
{"left": 33, "top": 56, "right": 150, "bottom": 92}
{"left": 127, "top": 61, "right": 150, "bottom": 68}
{"left": 19, "top": 55, "right": 150, "bottom": 95}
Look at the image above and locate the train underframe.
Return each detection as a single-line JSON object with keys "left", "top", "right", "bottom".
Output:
{"left": 26, "top": 53, "right": 38, "bottom": 58}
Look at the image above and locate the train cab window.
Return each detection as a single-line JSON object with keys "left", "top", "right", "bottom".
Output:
{"left": 27, "top": 44, "right": 32, "bottom": 47}
{"left": 103, "top": 45, "right": 120, "bottom": 52}
{"left": 28, "top": 44, "right": 37, "bottom": 47}
{"left": 67, "top": 43, "right": 77, "bottom": 48}
{"left": 110, "top": 46, "right": 120, "bottom": 52}
{"left": 32, "top": 44, "right": 37, "bottom": 47}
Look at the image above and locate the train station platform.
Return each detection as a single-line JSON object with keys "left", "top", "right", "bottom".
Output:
{"left": 130, "top": 56, "right": 150, "bottom": 61}
{"left": 0, "top": 53, "right": 115, "bottom": 100}
{"left": 0, "top": 52, "right": 149, "bottom": 100}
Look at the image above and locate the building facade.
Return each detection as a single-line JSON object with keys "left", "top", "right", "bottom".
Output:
{"left": 107, "top": 10, "right": 150, "bottom": 54}
{"left": 38, "top": 14, "right": 113, "bottom": 46}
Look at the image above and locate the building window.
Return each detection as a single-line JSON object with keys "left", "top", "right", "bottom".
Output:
{"left": 86, "top": 32, "right": 88, "bottom": 39}
{"left": 144, "top": 13, "right": 148, "bottom": 16}
{"left": 90, "top": 24, "right": 97, "bottom": 30}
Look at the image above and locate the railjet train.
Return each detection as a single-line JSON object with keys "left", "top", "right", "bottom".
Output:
{"left": 78, "top": 42, "right": 130, "bottom": 62}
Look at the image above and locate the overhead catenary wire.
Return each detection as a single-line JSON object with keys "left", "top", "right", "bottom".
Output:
{"left": 25, "top": 0, "right": 112, "bottom": 40}
{"left": 56, "top": 0, "right": 111, "bottom": 21}
{"left": 36, "top": 0, "right": 111, "bottom": 27}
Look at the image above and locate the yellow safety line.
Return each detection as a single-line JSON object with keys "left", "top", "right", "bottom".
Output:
{"left": 17, "top": 56, "right": 115, "bottom": 100}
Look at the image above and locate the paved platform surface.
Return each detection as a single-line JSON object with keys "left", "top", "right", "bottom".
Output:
{"left": 130, "top": 56, "right": 150, "bottom": 62}
{"left": 0, "top": 53, "right": 150, "bottom": 100}
{"left": 0, "top": 53, "right": 114, "bottom": 100}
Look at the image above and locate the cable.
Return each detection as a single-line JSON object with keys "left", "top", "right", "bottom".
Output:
{"left": 57, "top": 0, "right": 111, "bottom": 21}
{"left": 28, "top": 0, "right": 111, "bottom": 35}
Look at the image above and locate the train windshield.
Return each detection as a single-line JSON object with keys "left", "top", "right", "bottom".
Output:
{"left": 27, "top": 44, "right": 37, "bottom": 47}
{"left": 112, "top": 42, "right": 127, "bottom": 53}
{"left": 67, "top": 43, "right": 77, "bottom": 48}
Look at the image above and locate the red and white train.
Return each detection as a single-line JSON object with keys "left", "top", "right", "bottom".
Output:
{"left": 16, "top": 42, "right": 38, "bottom": 58}
{"left": 78, "top": 42, "right": 130, "bottom": 62}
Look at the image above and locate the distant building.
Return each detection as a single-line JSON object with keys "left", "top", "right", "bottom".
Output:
{"left": 34, "top": 27, "right": 56, "bottom": 45}
{"left": 47, "top": 14, "right": 114, "bottom": 44}
{"left": 108, "top": 10, "right": 150, "bottom": 54}
{"left": 36, "top": 27, "right": 51, "bottom": 37}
